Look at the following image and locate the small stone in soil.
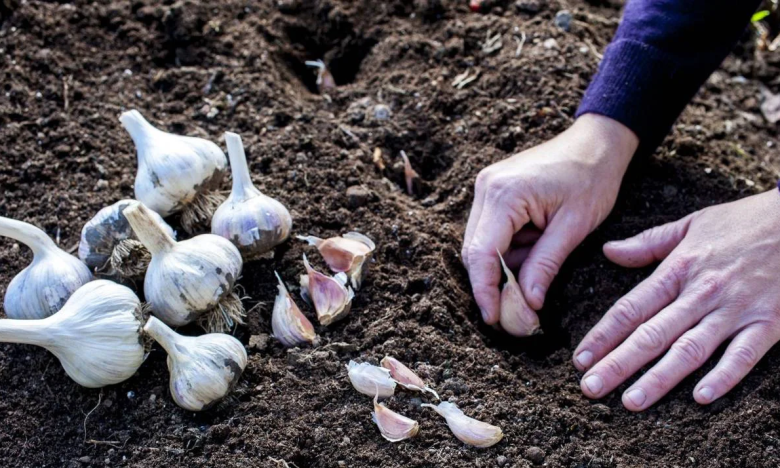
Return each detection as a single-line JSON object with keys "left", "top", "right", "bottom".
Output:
{"left": 554, "top": 10, "right": 572, "bottom": 31}
{"left": 497, "top": 455, "right": 508, "bottom": 466}
{"left": 346, "top": 185, "right": 370, "bottom": 208}
{"left": 525, "top": 446, "right": 546, "bottom": 465}
{"left": 373, "top": 104, "right": 392, "bottom": 120}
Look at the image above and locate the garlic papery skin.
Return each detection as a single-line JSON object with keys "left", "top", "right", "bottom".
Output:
{"left": 297, "top": 232, "right": 376, "bottom": 290}
{"left": 120, "top": 109, "right": 227, "bottom": 233}
{"left": 272, "top": 272, "right": 317, "bottom": 347}
{"left": 143, "top": 316, "right": 247, "bottom": 412}
{"left": 347, "top": 361, "right": 396, "bottom": 399}
{"left": 497, "top": 250, "right": 541, "bottom": 337}
{"left": 299, "top": 254, "right": 354, "bottom": 326}
{"left": 211, "top": 132, "right": 293, "bottom": 260}
{"left": 123, "top": 202, "right": 244, "bottom": 333}
{"left": 0, "top": 280, "right": 144, "bottom": 387}
{"left": 380, "top": 356, "right": 440, "bottom": 400}
{"left": 79, "top": 200, "right": 176, "bottom": 279}
{"left": 421, "top": 402, "right": 504, "bottom": 448}
{"left": 372, "top": 392, "right": 420, "bottom": 442}
{"left": 0, "top": 216, "right": 92, "bottom": 320}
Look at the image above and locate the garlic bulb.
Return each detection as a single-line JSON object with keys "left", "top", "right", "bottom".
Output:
{"left": 299, "top": 254, "right": 354, "bottom": 326}
{"left": 380, "top": 356, "right": 440, "bottom": 400}
{"left": 143, "top": 316, "right": 247, "bottom": 412}
{"left": 120, "top": 109, "right": 227, "bottom": 233}
{"left": 497, "top": 249, "right": 541, "bottom": 336}
{"left": 123, "top": 202, "right": 244, "bottom": 333}
{"left": 421, "top": 402, "right": 503, "bottom": 448}
{"left": 297, "top": 232, "right": 376, "bottom": 290}
{"left": 372, "top": 392, "right": 419, "bottom": 442}
{"left": 0, "top": 280, "right": 144, "bottom": 387}
{"left": 211, "top": 132, "right": 293, "bottom": 260}
{"left": 347, "top": 361, "right": 396, "bottom": 399}
{"left": 272, "top": 272, "right": 317, "bottom": 347}
{"left": 79, "top": 200, "right": 176, "bottom": 278}
{"left": 0, "top": 216, "right": 92, "bottom": 320}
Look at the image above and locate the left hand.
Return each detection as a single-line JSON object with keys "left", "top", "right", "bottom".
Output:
{"left": 573, "top": 189, "right": 780, "bottom": 411}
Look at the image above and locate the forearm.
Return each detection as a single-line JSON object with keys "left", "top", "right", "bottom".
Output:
{"left": 576, "top": 0, "right": 762, "bottom": 156}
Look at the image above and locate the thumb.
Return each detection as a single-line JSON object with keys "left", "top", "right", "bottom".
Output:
{"left": 604, "top": 213, "right": 694, "bottom": 268}
{"left": 519, "top": 215, "right": 585, "bottom": 310}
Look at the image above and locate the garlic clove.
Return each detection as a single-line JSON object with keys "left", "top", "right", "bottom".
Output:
{"left": 380, "top": 356, "right": 440, "bottom": 400}
{"left": 272, "top": 271, "right": 318, "bottom": 347}
{"left": 124, "top": 202, "right": 245, "bottom": 333}
{"left": 0, "top": 280, "right": 145, "bottom": 387}
{"left": 120, "top": 109, "right": 228, "bottom": 233}
{"left": 347, "top": 360, "right": 396, "bottom": 398}
{"left": 297, "top": 231, "right": 376, "bottom": 290}
{"left": 211, "top": 132, "right": 293, "bottom": 260}
{"left": 497, "top": 249, "right": 541, "bottom": 336}
{"left": 305, "top": 59, "right": 337, "bottom": 92}
{"left": 79, "top": 199, "right": 176, "bottom": 279}
{"left": 372, "top": 392, "right": 420, "bottom": 442}
{"left": 144, "top": 316, "right": 247, "bottom": 412}
{"left": 400, "top": 150, "right": 420, "bottom": 196}
{"left": 300, "top": 254, "right": 354, "bottom": 326}
{"left": 421, "top": 401, "right": 504, "bottom": 448}
{"left": 0, "top": 216, "right": 93, "bottom": 320}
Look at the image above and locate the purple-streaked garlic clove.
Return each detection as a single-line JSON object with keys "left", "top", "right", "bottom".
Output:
{"left": 272, "top": 272, "right": 317, "bottom": 347}
{"left": 347, "top": 361, "right": 396, "bottom": 398}
{"left": 421, "top": 401, "right": 503, "bottom": 448}
{"left": 372, "top": 392, "right": 419, "bottom": 442}
{"left": 305, "top": 59, "right": 337, "bottom": 93}
{"left": 380, "top": 356, "right": 440, "bottom": 400}
{"left": 299, "top": 254, "right": 354, "bottom": 326}
{"left": 497, "top": 249, "right": 541, "bottom": 336}
{"left": 399, "top": 150, "right": 420, "bottom": 196}
{"left": 297, "top": 232, "right": 375, "bottom": 290}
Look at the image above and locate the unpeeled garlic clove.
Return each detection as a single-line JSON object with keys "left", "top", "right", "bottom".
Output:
{"left": 0, "top": 216, "right": 93, "bottom": 319}
{"left": 297, "top": 232, "right": 376, "bottom": 290}
{"left": 120, "top": 109, "right": 227, "bottom": 233}
{"left": 400, "top": 150, "right": 420, "bottom": 196}
{"left": 300, "top": 254, "right": 354, "bottom": 326}
{"left": 380, "top": 356, "right": 440, "bottom": 400}
{"left": 372, "top": 392, "right": 420, "bottom": 442}
{"left": 144, "top": 316, "right": 247, "bottom": 411}
{"left": 497, "top": 249, "right": 541, "bottom": 336}
{"left": 79, "top": 199, "right": 176, "bottom": 279}
{"left": 272, "top": 272, "right": 317, "bottom": 347}
{"left": 421, "top": 401, "right": 503, "bottom": 448}
{"left": 211, "top": 132, "right": 293, "bottom": 260}
{"left": 305, "top": 59, "right": 337, "bottom": 92}
{"left": 347, "top": 360, "right": 396, "bottom": 398}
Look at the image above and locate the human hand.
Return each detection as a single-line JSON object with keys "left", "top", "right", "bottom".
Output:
{"left": 574, "top": 190, "right": 780, "bottom": 411}
{"left": 462, "top": 114, "right": 638, "bottom": 334}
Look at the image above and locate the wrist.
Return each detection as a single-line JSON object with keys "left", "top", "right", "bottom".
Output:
{"left": 570, "top": 113, "right": 639, "bottom": 176}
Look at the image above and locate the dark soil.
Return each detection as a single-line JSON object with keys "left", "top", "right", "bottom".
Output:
{"left": 2, "top": 0, "right": 780, "bottom": 467}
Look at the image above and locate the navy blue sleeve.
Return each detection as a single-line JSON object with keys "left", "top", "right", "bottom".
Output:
{"left": 575, "top": 0, "right": 762, "bottom": 155}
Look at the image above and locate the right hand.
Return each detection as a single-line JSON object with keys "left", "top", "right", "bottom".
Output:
{"left": 461, "top": 114, "right": 639, "bottom": 333}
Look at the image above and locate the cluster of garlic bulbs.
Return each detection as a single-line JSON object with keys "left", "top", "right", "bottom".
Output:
{"left": 347, "top": 357, "right": 503, "bottom": 447}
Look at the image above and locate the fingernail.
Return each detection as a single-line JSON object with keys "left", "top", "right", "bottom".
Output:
{"left": 698, "top": 386, "right": 715, "bottom": 403}
{"left": 583, "top": 374, "right": 603, "bottom": 395}
{"left": 479, "top": 307, "right": 489, "bottom": 322}
{"left": 625, "top": 388, "right": 647, "bottom": 408}
{"left": 532, "top": 284, "right": 546, "bottom": 302}
{"left": 575, "top": 350, "right": 593, "bottom": 369}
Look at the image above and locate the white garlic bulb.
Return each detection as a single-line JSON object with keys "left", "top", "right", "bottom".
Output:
{"left": 297, "top": 232, "right": 376, "bottom": 290}
{"left": 0, "top": 216, "right": 92, "bottom": 319}
{"left": 120, "top": 109, "right": 228, "bottom": 233}
{"left": 372, "top": 393, "right": 420, "bottom": 442}
{"left": 299, "top": 254, "right": 354, "bottom": 326}
{"left": 380, "top": 356, "right": 440, "bottom": 400}
{"left": 123, "top": 202, "right": 244, "bottom": 333}
{"left": 421, "top": 402, "right": 504, "bottom": 448}
{"left": 347, "top": 360, "right": 396, "bottom": 399}
{"left": 143, "top": 316, "right": 247, "bottom": 412}
{"left": 0, "top": 280, "right": 144, "bottom": 387}
{"left": 211, "top": 132, "right": 292, "bottom": 260}
{"left": 272, "top": 272, "right": 317, "bottom": 347}
{"left": 497, "top": 249, "right": 541, "bottom": 336}
{"left": 79, "top": 200, "right": 176, "bottom": 278}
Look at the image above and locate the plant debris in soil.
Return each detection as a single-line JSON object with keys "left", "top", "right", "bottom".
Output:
{"left": 2, "top": 0, "right": 780, "bottom": 467}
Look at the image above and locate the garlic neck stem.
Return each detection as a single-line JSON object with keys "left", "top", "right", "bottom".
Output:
{"left": 123, "top": 203, "right": 176, "bottom": 256}
{"left": 143, "top": 316, "right": 183, "bottom": 359}
{"left": 225, "top": 132, "right": 256, "bottom": 200}
{"left": 0, "top": 319, "right": 47, "bottom": 346}
{"left": 0, "top": 217, "right": 57, "bottom": 257}
{"left": 119, "top": 110, "right": 158, "bottom": 151}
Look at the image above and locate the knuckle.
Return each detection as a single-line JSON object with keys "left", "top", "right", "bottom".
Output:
{"left": 475, "top": 169, "right": 491, "bottom": 190}
{"left": 532, "top": 254, "right": 561, "bottom": 280}
{"left": 634, "top": 322, "right": 667, "bottom": 353}
{"left": 645, "top": 369, "right": 672, "bottom": 392}
{"left": 654, "top": 272, "right": 679, "bottom": 301}
{"left": 601, "top": 358, "right": 629, "bottom": 380}
{"left": 695, "top": 275, "right": 725, "bottom": 302}
{"left": 611, "top": 298, "right": 644, "bottom": 329}
{"left": 672, "top": 336, "right": 708, "bottom": 367}
{"left": 713, "top": 367, "right": 739, "bottom": 388}
{"left": 731, "top": 344, "right": 759, "bottom": 368}
{"left": 666, "top": 256, "right": 694, "bottom": 283}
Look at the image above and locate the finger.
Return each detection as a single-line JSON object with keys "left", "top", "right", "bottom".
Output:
{"left": 693, "top": 323, "right": 777, "bottom": 405}
{"left": 466, "top": 207, "right": 528, "bottom": 325}
{"left": 604, "top": 213, "right": 695, "bottom": 268}
{"left": 621, "top": 315, "right": 731, "bottom": 411}
{"left": 518, "top": 214, "right": 584, "bottom": 310}
{"left": 512, "top": 227, "right": 542, "bottom": 246}
{"left": 462, "top": 171, "right": 488, "bottom": 268}
{"left": 503, "top": 246, "right": 532, "bottom": 271}
{"left": 572, "top": 256, "right": 688, "bottom": 372}
{"left": 579, "top": 291, "right": 710, "bottom": 400}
